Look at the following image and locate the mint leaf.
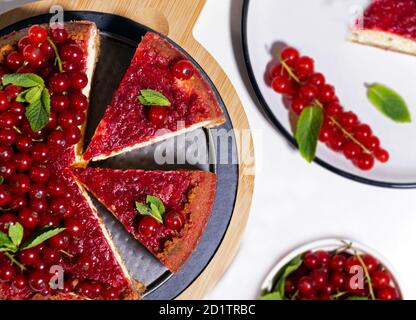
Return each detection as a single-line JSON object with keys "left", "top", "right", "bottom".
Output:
{"left": 25, "top": 86, "right": 43, "bottom": 104}
{"left": 135, "top": 195, "right": 166, "bottom": 224}
{"left": 135, "top": 202, "right": 153, "bottom": 216}
{"left": 2, "top": 73, "right": 44, "bottom": 88}
{"left": 295, "top": 106, "right": 324, "bottom": 163}
{"left": 0, "top": 231, "right": 17, "bottom": 252}
{"left": 147, "top": 195, "right": 165, "bottom": 216}
{"left": 0, "top": 176, "right": 3, "bottom": 184}
{"left": 8, "top": 222, "right": 24, "bottom": 247}
{"left": 367, "top": 83, "right": 411, "bottom": 123}
{"left": 25, "top": 99, "right": 49, "bottom": 132}
{"left": 259, "top": 292, "right": 284, "bottom": 300}
{"left": 273, "top": 255, "right": 303, "bottom": 298}
{"left": 138, "top": 89, "right": 171, "bottom": 107}
{"left": 21, "top": 227, "right": 66, "bottom": 250}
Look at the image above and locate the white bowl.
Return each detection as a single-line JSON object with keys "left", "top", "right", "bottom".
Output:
{"left": 261, "top": 238, "right": 403, "bottom": 299}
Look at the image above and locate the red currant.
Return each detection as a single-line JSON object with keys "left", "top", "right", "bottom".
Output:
{"left": 51, "top": 94, "right": 70, "bottom": 112}
{"left": 28, "top": 25, "right": 48, "bottom": 44}
{"left": 6, "top": 51, "right": 24, "bottom": 71}
{"left": 31, "top": 143, "right": 50, "bottom": 163}
{"left": 50, "top": 198, "right": 73, "bottom": 218}
{"left": 60, "top": 44, "right": 83, "bottom": 64}
{"left": 0, "top": 145, "right": 14, "bottom": 164}
{"left": 0, "top": 112, "right": 18, "bottom": 129}
{"left": 164, "top": 211, "right": 185, "bottom": 231}
{"left": 58, "top": 111, "right": 77, "bottom": 130}
{"left": 356, "top": 153, "right": 375, "bottom": 171}
{"left": 299, "top": 84, "right": 318, "bottom": 101}
{"left": 19, "top": 248, "right": 40, "bottom": 265}
{"left": 73, "top": 111, "right": 86, "bottom": 126}
{"left": 65, "top": 218, "right": 82, "bottom": 237}
{"left": 47, "top": 179, "right": 65, "bottom": 197}
{"left": 104, "top": 287, "right": 120, "bottom": 300}
{"left": 65, "top": 127, "right": 81, "bottom": 145}
{"left": 0, "top": 92, "right": 10, "bottom": 112}
{"left": 0, "top": 162, "right": 16, "bottom": 180}
{"left": 4, "top": 85, "right": 23, "bottom": 100}
{"left": 148, "top": 106, "right": 168, "bottom": 127}
{"left": 30, "top": 199, "right": 48, "bottom": 213}
{"left": 49, "top": 232, "right": 70, "bottom": 250}
{"left": 339, "top": 112, "right": 358, "bottom": 131}
{"left": 172, "top": 60, "right": 195, "bottom": 80}
{"left": 280, "top": 47, "right": 299, "bottom": 67}
{"left": 307, "top": 73, "right": 326, "bottom": 88}
{"left": 0, "top": 213, "right": 17, "bottom": 232}
{"left": 29, "top": 164, "right": 50, "bottom": 184}
{"left": 0, "top": 129, "right": 17, "bottom": 146}
{"left": 372, "top": 271, "right": 391, "bottom": 289}
{"left": 39, "top": 212, "right": 60, "bottom": 228}
{"left": 69, "top": 72, "right": 88, "bottom": 90}
{"left": 138, "top": 216, "right": 159, "bottom": 238}
{"left": 23, "top": 44, "right": 45, "bottom": 68}
{"left": 325, "top": 102, "right": 342, "bottom": 117}
{"left": 18, "top": 36, "right": 31, "bottom": 52}
{"left": 10, "top": 173, "right": 31, "bottom": 195}
{"left": 49, "top": 73, "right": 71, "bottom": 93}
{"left": 13, "top": 274, "right": 27, "bottom": 289}
{"left": 310, "top": 269, "right": 328, "bottom": 290}
{"left": 0, "top": 264, "right": 15, "bottom": 282}
{"left": 303, "top": 252, "right": 321, "bottom": 269}
{"left": 16, "top": 135, "right": 33, "bottom": 153}
{"left": 270, "top": 64, "right": 288, "bottom": 80}
{"left": 330, "top": 272, "right": 346, "bottom": 290}
{"left": 354, "top": 124, "right": 372, "bottom": 143}
{"left": 271, "top": 75, "right": 296, "bottom": 96}
{"left": 0, "top": 184, "right": 12, "bottom": 207}
{"left": 9, "top": 195, "right": 27, "bottom": 210}
{"left": 40, "top": 42, "right": 55, "bottom": 61}
{"left": 319, "top": 84, "right": 336, "bottom": 103}
{"left": 377, "top": 287, "right": 398, "bottom": 300}
{"left": 14, "top": 153, "right": 33, "bottom": 172}
{"left": 18, "top": 207, "right": 39, "bottom": 229}
{"left": 43, "top": 248, "right": 62, "bottom": 264}
{"left": 362, "top": 255, "right": 379, "bottom": 275}
{"left": 69, "top": 92, "right": 89, "bottom": 112}
{"left": 298, "top": 276, "right": 315, "bottom": 296}
{"left": 28, "top": 271, "right": 49, "bottom": 292}
{"left": 47, "top": 130, "right": 67, "bottom": 149}
{"left": 375, "top": 149, "right": 389, "bottom": 163}
{"left": 294, "top": 56, "right": 314, "bottom": 80}
{"left": 50, "top": 27, "right": 68, "bottom": 44}
{"left": 343, "top": 143, "right": 361, "bottom": 161}
{"left": 291, "top": 98, "right": 307, "bottom": 115}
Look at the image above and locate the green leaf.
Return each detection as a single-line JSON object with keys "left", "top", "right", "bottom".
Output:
{"left": 25, "top": 86, "right": 43, "bottom": 104}
{"left": 138, "top": 89, "right": 171, "bottom": 107}
{"left": 0, "top": 176, "right": 3, "bottom": 184}
{"left": 21, "top": 227, "right": 66, "bottom": 250}
{"left": 25, "top": 99, "right": 49, "bottom": 132}
{"left": 367, "top": 83, "right": 411, "bottom": 123}
{"left": 147, "top": 195, "right": 166, "bottom": 216}
{"left": 273, "top": 255, "right": 304, "bottom": 298}
{"left": 135, "top": 202, "right": 153, "bottom": 216}
{"left": 0, "top": 231, "right": 17, "bottom": 252}
{"left": 2, "top": 73, "right": 44, "bottom": 88}
{"left": 295, "top": 106, "right": 324, "bottom": 163}
{"left": 15, "top": 89, "right": 31, "bottom": 103}
{"left": 136, "top": 202, "right": 163, "bottom": 223}
{"left": 41, "top": 88, "right": 51, "bottom": 113}
{"left": 8, "top": 222, "right": 24, "bottom": 247}
{"left": 347, "top": 296, "right": 370, "bottom": 300}
{"left": 259, "top": 292, "right": 284, "bottom": 300}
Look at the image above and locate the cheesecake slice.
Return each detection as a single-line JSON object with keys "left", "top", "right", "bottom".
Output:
{"left": 350, "top": 0, "right": 416, "bottom": 55}
{"left": 72, "top": 167, "right": 217, "bottom": 272}
{"left": 83, "top": 32, "right": 225, "bottom": 162}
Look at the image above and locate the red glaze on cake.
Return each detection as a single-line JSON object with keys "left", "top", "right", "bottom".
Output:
{"left": 350, "top": 0, "right": 416, "bottom": 55}
{"left": 71, "top": 167, "right": 217, "bottom": 272}
{"left": 0, "top": 22, "right": 139, "bottom": 300}
{"left": 83, "top": 32, "right": 225, "bottom": 162}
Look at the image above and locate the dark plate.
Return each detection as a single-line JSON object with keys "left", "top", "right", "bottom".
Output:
{"left": 242, "top": 0, "right": 415, "bottom": 189}
{"left": 0, "top": 11, "right": 238, "bottom": 299}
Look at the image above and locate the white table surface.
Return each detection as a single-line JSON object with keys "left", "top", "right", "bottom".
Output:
{"left": 1, "top": 0, "right": 416, "bottom": 300}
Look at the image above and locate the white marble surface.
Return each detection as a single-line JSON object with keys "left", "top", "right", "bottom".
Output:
{"left": 1, "top": 0, "right": 416, "bottom": 300}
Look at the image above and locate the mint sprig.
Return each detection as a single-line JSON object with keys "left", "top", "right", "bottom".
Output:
{"left": 0, "top": 222, "right": 65, "bottom": 270}
{"left": 135, "top": 195, "right": 166, "bottom": 224}
{"left": 138, "top": 89, "right": 171, "bottom": 107}
{"left": 2, "top": 73, "right": 51, "bottom": 132}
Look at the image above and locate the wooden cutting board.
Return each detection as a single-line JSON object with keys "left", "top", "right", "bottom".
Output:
{"left": 0, "top": 0, "right": 255, "bottom": 300}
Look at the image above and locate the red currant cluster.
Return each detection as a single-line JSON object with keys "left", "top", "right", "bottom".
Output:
{"left": 284, "top": 250, "right": 399, "bottom": 300}
{"left": 269, "top": 47, "right": 389, "bottom": 171}
{"left": 0, "top": 25, "right": 120, "bottom": 299}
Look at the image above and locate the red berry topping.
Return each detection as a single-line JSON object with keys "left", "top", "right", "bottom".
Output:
{"left": 29, "top": 164, "right": 51, "bottom": 184}
{"left": 0, "top": 264, "right": 15, "bottom": 282}
{"left": 138, "top": 216, "right": 159, "bottom": 238}
{"left": 49, "top": 73, "right": 71, "bottom": 93}
{"left": 164, "top": 211, "right": 185, "bottom": 231}
{"left": 18, "top": 207, "right": 40, "bottom": 229}
{"left": 0, "top": 92, "right": 10, "bottom": 112}
{"left": 69, "top": 72, "right": 88, "bottom": 90}
{"left": 148, "top": 106, "right": 168, "bottom": 127}
{"left": 298, "top": 276, "right": 315, "bottom": 296}
{"left": 69, "top": 92, "right": 89, "bottom": 112}
{"left": 50, "top": 27, "right": 68, "bottom": 43}
{"left": 172, "top": 60, "right": 195, "bottom": 80}
{"left": 49, "top": 232, "right": 70, "bottom": 250}
{"left": 60, "top": 44, "right": 83, "bottom": 64}
{"left": 0, "top": 184, "right": 12, "bottom": 207}
{"left": 10, "top": 173, "right": 31, "bottom": 195}
{"left": 28, "top": 25, "right": 48, "bottom": 44}
{"left": 23, "top": 44, "right": 45, "bottom": 68}
{"left": 28, "top": 271, "right": 49, "bottom": 292}
{"left": 6, "top": 51, "right": 24, "bottom": 71}
{"left": 0, "top": 213, "right": 17, "bottom": 232}
{"left": 51, "top": 94, "right": 70, "bottom": 112}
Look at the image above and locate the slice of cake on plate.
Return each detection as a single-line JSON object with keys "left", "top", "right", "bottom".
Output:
{"left": 72, "top": 167, "right": 217, "bottom": 272}
{"left": 83, "top": 32, "right": 225, "bottom": 162}
{"left": 350, "top": 0, "right": 416, "bottom": 55}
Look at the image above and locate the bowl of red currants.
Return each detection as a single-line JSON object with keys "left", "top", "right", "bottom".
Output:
{"left": 260, "top": 239, "right": 402, "bottom": 300}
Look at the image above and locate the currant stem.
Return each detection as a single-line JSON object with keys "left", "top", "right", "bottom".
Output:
{"left": 47, "top": 37, "right": 63, "bottom": 73}
{"left": 60, "top": 250, "right": 74, "bottom": 258}
{"left": 4, "top": 252, "right": 26, "bottom": 272}
{"left": 279, "top": 57, "right": 374, "bottom": 156}
{"left": 354, "top": 250, "right": 376, "bottom": 300}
